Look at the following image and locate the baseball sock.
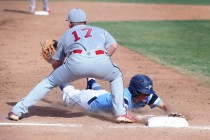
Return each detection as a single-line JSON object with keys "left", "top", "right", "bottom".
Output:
{"left": 87, "top": 78, "right": 102, "bottom": 90}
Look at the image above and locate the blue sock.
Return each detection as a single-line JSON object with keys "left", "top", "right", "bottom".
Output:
{"left": 87, "top": 79, "right": 103, "bottom": 90}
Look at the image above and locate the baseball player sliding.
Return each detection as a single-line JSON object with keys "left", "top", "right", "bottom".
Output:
{"left": 62, "top": 74, "right": 184, "bottom": 122}
{"left": 8, "top": 8, "right": 132, "bottom": 123}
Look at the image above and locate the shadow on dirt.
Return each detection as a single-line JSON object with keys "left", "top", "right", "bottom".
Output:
{"left": 4, "top": 9, "right": 30, "bottom": 14}
{"left": 6, "top": 102, "right": 115, "bottom": 123}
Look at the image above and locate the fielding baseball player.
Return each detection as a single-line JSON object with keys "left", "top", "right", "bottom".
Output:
{"left": 8, "top": 8, "right": 132, "bottom": 123}
{"left": 29, "top": 0, "right": 50, "bottom": 14}
{"left": 62, "top": 74, "right": 184, "bottom": 122}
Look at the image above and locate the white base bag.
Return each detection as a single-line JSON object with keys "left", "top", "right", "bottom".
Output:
{"left": 34, "top": 11, "right": 49, "bottom": 16}
{"left": 148, "top": 116, "right": 189, "bottom": 128}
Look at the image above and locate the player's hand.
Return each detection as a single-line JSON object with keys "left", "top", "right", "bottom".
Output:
{"left": 167, "top": 112, "right": 185, "bottom": 118}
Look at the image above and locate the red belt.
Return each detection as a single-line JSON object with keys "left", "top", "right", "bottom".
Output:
{"left": 72, "top": 50, "right": 105, "bottom": 55}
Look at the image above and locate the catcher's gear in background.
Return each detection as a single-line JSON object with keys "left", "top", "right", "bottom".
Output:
{"left": 41, "top": 39, "right": 58, "bottom": 63}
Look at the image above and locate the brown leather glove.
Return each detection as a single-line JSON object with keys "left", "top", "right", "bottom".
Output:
{"left": 41, "top": 39, "right": 57, "bottom": 63}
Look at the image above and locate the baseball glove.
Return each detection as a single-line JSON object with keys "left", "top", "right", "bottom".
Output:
{"left": 41, "top": 39, "right": 58, "bottom": 63}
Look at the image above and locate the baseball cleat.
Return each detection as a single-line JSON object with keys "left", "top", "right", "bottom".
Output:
{"left": 44, "top": 8, "right": 51, "bottom": 14}
{"left": 8, "top": 112, "right": 19, "bottom": 121}
{"left": 116, "top": 114, "right": 136, "bottom": 123}
{"left": 29, "top": 10, "right": 35, "bottom": 15}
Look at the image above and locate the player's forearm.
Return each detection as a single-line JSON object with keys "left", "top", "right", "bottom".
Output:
{"left": 162, "top": 105, "right": 171, "bottom": 114}
{"left": 158, "top": 102, "right": 172, "bottom": 115}
{"left": 107, "top": 44, "right": 118, "bottom": 56}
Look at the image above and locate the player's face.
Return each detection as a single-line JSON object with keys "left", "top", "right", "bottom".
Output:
{"left": 139, "top": 94, "right": 149, "bottom": 102}
{"left": 133, "top": 93, "right": 149, "bottom": 104}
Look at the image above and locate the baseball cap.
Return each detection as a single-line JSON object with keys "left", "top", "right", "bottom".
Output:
{"left": 66, "top": 8, "right": 87, "bottom": 22}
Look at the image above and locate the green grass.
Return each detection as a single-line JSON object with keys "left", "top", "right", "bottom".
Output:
{"left": 90, "top": 21, "right": 210, "bottom": 82}
{"left": 51, "top": 0, "right": 210, "bottom": 5}
{"left": 7, "top": 0, "right": 210, "bottom": 5}
{"left": 9, "top": 0, "right": 210, "bottom": 5}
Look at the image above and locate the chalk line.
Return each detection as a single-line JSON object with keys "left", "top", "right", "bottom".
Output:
{"left": 0, "top": 122, "right": 82, "bottom": 127}
{"left": 0, "top": 122, "right": 210, "bottom": 131}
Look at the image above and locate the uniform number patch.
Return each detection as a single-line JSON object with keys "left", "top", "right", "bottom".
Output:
{"left": 72, "top": 28, "right": 93, "bottom": 42}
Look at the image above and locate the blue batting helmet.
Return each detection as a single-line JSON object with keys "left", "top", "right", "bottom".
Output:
{"left": 128, "top": 74, "right": 155, "bottom": 97}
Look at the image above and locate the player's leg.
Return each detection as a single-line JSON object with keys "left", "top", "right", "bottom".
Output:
{"left": 88, "top": 56, "right": 127, "bottom": 117}
{"left": 108, "top": 66, "right": 135, "bottom": 123}
{"left": 43, "top": 0, "right": 50, "bottom": 12}
{"left": 62, "top": 84, "right": 82, "bottom": 108}
{"left": 10, "top": 78, "right": 55, "bottom": 119}
{"left": 9, "top": 64, "right": 79, "bottom": 120}
{"left": 89, "top": 93, "right": 112, "bottom": 113}
{"left": 109, "top": 73, "right": 125, "bottom": 116}
{"left": 91, "top": 57, "right": 135, "bottom": 123}
{"left": 29, "top": 0, "right": 36, "bottom": 14}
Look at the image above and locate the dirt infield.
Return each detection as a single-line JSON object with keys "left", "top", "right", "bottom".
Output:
{"left": 1, "top": 1, "right": 210, "bottom": 139}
